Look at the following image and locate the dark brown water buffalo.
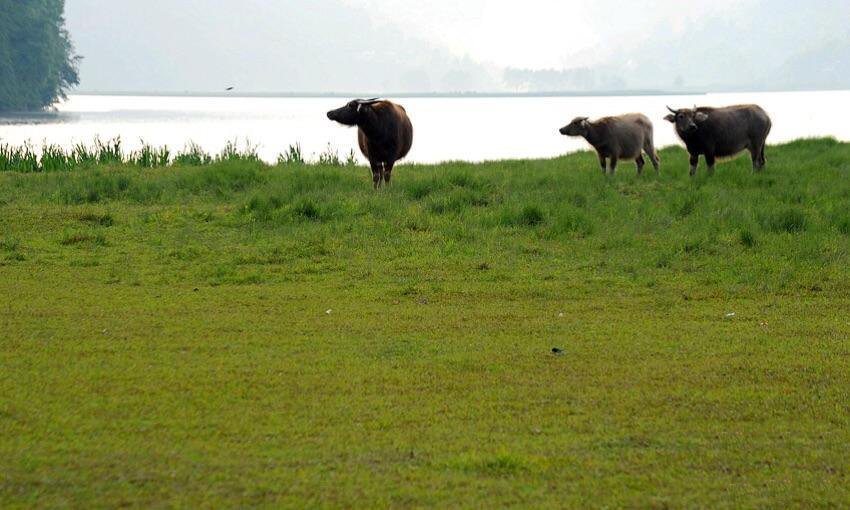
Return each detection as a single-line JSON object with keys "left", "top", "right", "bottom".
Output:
{"left": 327, "top": 98, "right": 413, "bottom": 189}
{"left": 559, "top": 114, "right": 659, "bottom": 175}
{"left": 665, "top": 104, "right": 772, "bottom": 176}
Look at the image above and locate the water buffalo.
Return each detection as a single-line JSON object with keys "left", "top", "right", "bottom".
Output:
{"left": 327, "top": 98, "right": 413, "bottom": 189}
{"left": 665, "top": 104, "right": 772, "bottom": 175}
{"left": 559, "top": 114, "right": 659, "bottom": 175}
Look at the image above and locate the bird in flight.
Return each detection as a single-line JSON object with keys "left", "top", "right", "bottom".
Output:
{"left": 225, "top": 86, "right": 234, "bottom": 91}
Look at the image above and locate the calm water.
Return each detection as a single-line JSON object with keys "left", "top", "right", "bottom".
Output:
{"left": 1, "top": 91, "right": 849, "bottom": 164}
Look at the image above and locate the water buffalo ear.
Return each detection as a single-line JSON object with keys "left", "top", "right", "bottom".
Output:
{"left": 695, "top": 112, "right": 709, "bottom": 123}
{"left": 664, "top": 114, "right": 675, "bottom": 123}
{"left": 357, "top": 103, "right": 363, "bottom": 113}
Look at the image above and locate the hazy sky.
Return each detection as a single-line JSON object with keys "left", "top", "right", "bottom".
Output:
{"left": 342, "top": 0, "right": 754, "bottom": 69}
{"left": 65, "top": 0, "right": 850, "bottom": 93}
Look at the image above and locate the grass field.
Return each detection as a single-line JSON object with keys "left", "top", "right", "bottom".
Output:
{"left": 1, "top": 138, "right": 849, "bottom": 508}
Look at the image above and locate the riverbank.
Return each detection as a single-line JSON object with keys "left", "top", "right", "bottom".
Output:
{"left": 2, "top": 139, "right": 849, "bottom": 507}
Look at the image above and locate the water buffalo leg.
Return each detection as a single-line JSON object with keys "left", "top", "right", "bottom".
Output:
{"left": 646, "top": 148, "right": 660, "bottom": 173}
{"left": 609, "top": 156, "right": 618, "bottom": 176}
{"left": 370, "top": 161, "right": 383, "bottom": 189}
{"left": 752, "top": 143, "right": 766, "bottom": 171}
{"left": 689, "top": 154, "right": 699, "bottom": 176}
{"left": 636, "top": 155, "right": 645, "bottom": 175}
{"left": 749, "top": 145, "right": 761, "bottom": 171}
{"left": 705, "top": 153, "right": 716, "bottom": 175}
{"left": 598, "top": 153, "right": 607, "bottom": 174}
{"left": 383, "top": 160, "right": 395, "bottom": 185}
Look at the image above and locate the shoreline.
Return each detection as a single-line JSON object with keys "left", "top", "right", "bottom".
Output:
{"left": 1, "top": 137, "right": 844, "bottom": 172}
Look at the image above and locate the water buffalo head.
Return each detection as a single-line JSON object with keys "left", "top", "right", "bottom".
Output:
{"left": 665, "top": 106, "right": 709, "bottom": 133}
{"left": 559, "top": 117, "right": 590, "bottom": 137}
{"left": 327, "top": 98, "right": 382, "bottom": 126}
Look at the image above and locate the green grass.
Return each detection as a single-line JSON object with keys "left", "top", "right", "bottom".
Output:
{"left": 1, "top": 138, "right": 849, "bottom": 508}
{"left": 0, "top": 138, "right": 357, "bottom": 173}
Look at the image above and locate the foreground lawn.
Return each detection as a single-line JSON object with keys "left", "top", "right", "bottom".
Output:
{"left": 1, "top": 139, "right": 849, "bottom": 508}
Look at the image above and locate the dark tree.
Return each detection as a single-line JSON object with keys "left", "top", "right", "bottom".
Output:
{"left": 0, "top": 0, "right": 80, "bottom": 112}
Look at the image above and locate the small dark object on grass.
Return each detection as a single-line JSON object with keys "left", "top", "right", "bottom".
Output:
{"left": 552, "top": 348, "right": 564, "bottom": 355}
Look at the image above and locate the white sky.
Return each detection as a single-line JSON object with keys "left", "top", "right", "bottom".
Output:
{"left": 342, "top": 0, "right": 753, "bottom": 69}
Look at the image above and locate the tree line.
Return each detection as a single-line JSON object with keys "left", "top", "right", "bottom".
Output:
{"left": 0, "top": 0, "right": 79, "bottom": 112}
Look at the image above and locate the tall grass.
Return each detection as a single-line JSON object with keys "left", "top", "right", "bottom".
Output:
{"left": 0, "top": 138, "right": 332, "bottom": 172}
{"left": 173, "top": 142, "right": 213, "bottom": 166}
{"left": 0, "top": 142, "right": 39, "bottom": 172}
{"left": 316, "top": 144, "right": 358, "bottom": 167}
{"left": 95, "top": 136, "right": 123, "bottom": 165}
{"left": 2, "top": 137, "right": 132, "bottom": 172}
{"left": 216, "top": 139, "right": 260, "bottom": 163}
{"left": 277, "top": 143, "right": 305, "bottom": 166}
{"left": 131, "top": 142, "right": 171, "bottom": 168}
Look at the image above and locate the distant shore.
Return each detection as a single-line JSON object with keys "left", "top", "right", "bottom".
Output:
{"left": 67, "top": 87, "right": 850, "bottom": 99}
{"left": 71, "top": 89, "right": 706, "bottom": 99}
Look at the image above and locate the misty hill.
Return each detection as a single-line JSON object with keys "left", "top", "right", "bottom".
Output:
{"left": 66, "top": 0, "right": 499, "bottom": 93}
{"left": 66, "top": 0, "right": 850, "bottom": 94}
{"left": 771, "top": 34, "right": 850, "bottom": 91}
{"left": 516, "top": 0, "right": 850, "bottom": 93}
